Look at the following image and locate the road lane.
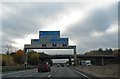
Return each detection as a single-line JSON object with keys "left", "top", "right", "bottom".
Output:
{"left": 2, "top": 66, "right": 89, "bottom": 78}
{"left": 51, "top": 67, "right": 88, "bottom": 77}
{"left": 2, "top": 68, "right": 51, "bottom": 77}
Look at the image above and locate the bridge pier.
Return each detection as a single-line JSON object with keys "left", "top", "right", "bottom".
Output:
{"left": 24, "top": 48, "right": 27, "bottom": 66}
{"left": 68, "top": 58, "right": 71, "bottom": 65}
{"left": 101, "top": 57, "right": 104, "bottom": 65}
{"left": 73, "top": 46, "right": 77, "bottom": 65}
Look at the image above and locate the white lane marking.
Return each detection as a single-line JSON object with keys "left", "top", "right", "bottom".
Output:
{"left": 72, "top": 68, "right": 91, "bottom": 79}
{"left": 2, "top": 71, "right": 26, "bottom": 76}
{"left": 15, "top": 75, "right": 21, "bottom": 77}
{"left": 48, "top": 74, "right": 51, "bottom": 77}
{"left": 2, "top": 69, "right": 36, "bottom": 76}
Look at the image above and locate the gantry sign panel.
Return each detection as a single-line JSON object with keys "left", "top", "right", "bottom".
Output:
{"left": 31, "top": 31, "right": 68, "bottom": 48}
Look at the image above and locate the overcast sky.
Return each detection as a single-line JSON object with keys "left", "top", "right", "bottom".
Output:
{"left": 1, "top": 1, "right": 119, "bottom": 62}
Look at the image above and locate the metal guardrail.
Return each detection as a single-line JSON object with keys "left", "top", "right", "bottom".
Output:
{"left": 2, "top": 65, "right": 37, "bottom": 72}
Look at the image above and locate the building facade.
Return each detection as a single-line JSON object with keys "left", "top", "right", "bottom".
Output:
{"left": 31, "top": 31, "right": 68, "bottom": 47}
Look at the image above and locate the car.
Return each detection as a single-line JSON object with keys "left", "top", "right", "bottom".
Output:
{"left": 80, "top": 60, "right": 92, "bottom": 66}
{"left": 57, "top": 64, "right": 60, "bottom": 67}
{"left": 66, "top": 65, "right": 69, "bottom": 67}
{"left": 60, "top": 64, "right": 64, "bottom": 67}
{"left": 38, "top": 62, "right": 51, "bottom": 72}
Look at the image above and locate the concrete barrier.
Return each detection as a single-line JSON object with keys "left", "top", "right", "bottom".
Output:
{"left": 71, "top": 64, "right": 119, "bottom": 77}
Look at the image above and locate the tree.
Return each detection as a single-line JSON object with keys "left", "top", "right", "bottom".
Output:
{"left": 2, "top": 54, "right": 17, "bottom": 66}
{"left": 3, "top": 44, "right": 17, "bottom": 55}
{"left": 27, "top": 51, "right": 53, "bottom": 66}
{"left": 28, "top": 52, "right": 40, "bottom": 65}
{"left": 98, "top": 48, "right": 103, "bottom": 52}
{"left": 4, "top": 45, "right": 12, "bottom": 55}
{"left": 14, "top": 49, "right": 24, "bottom": 64}
{"left": 108, "top": 48, "right": 113, "bottom": 54}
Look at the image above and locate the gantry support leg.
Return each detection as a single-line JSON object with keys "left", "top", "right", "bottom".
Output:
{"left": 74, "top": 46, "right": 77, "bottom": 66}
{"left": 69, "top": 58, "right": 72, "bottom": 65}
{"left": 24, "top": 48, "right": 27, "bottom": 67}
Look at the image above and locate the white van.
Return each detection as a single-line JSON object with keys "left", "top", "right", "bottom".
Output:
{"left": 85, "top": 60, "right": 92, "bottom": 66}
{"left": 81, "top": 60, "right": 92, "bottom": 66}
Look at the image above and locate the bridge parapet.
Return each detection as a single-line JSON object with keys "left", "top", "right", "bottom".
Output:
{"left": 39, "top": 54, "right": 116, "bottom": 59}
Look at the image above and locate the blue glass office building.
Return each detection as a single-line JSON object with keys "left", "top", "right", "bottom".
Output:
{"left": 31, "top": 31, "right": 68, "bottom": 47}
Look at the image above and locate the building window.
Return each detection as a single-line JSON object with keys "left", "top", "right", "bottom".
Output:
{"left": 63, "top": 44, "right": 67, "bottom": 47}
{"left": 63, "top": 42, "right": 66, "bottom": 44}
{"left": 52, "top": 36, "right": 55, "bottom": 38}
{"left": 42, "top": 44, "right": 46, "bottom": 47}
{"left": 52, "top": 44, "right": 56, "bottom": 47}
{"left": 41, "top": 36, "right": 46, "bottom": 38}
{"left": 53, "top": 42, "right": 56, "bottom": 44}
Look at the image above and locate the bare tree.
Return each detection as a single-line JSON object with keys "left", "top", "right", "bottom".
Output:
{"left": 4, "top": 44, "right": 12, "bottom": 55}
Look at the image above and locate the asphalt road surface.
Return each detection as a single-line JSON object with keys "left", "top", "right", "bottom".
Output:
{"left": 2, "top": 66, "right": 90, "bottom": 79}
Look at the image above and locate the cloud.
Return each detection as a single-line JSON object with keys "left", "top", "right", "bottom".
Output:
{"left": 2, "top": 2, "right": 66, "bottom": 48}
{"left": 1, "top": 2, "right": 118, "bottom": 55}
{"left": 63, "top": 3, "right": 118, "bottom": 53}
{"left": 106, "top": 23, "right": 118, "bottom": 34}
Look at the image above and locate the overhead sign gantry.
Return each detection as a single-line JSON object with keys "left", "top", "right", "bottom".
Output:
{"left": 24, "top": 31, "right": 77, "bottom": 65}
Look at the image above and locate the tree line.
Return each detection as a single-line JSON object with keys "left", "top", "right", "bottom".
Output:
{"left": 1, "top": 49, "right": 53, "bottom": 66}
{"left": 85, "top": 48, "right": 119, "bottom": 55}
{"left": 84, "top": 48, "right": 119, "bottom": 65}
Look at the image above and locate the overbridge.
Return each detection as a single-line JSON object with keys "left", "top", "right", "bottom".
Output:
{"left": 24, "top": 45, "right": 77, "bottom": 65}
{"left": 39, "top": 54, "right": 116, "bottom": 65}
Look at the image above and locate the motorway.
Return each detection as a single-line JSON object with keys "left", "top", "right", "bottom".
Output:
{"left": 2, "top": 66, "right": 90, "bottom": 79}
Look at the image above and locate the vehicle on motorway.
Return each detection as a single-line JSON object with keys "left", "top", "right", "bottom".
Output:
{"left": 60, "top": 64, "right": 64, "bottom": 67}
{"left": 66, "top": 65, "right": 69, "bottom": 67}
{"left": 57, "top": 64, "right": 61, "bottom": 67}
{"left": 38, "top": 62, "right": 51, "bottom": 72}
{"left": 80, "top": 60, "right": 92, "bottom": 66}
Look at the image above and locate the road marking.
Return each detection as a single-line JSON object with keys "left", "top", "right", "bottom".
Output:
{"left": 72, "top": 68, "right": 91, "bottom": 79}
{"left": 48, "top": 74, "right": 51, "bottom": 77}
{"left": 2, "top": 69, "right": 36, "bottom": 76}
{"left": 2, "top": 71, "right": 26, "bottom": 76}
{"left": 15, "top": 75, "right": 21, "bottom": 77}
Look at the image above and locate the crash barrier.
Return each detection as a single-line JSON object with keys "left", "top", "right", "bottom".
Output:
{"left": 2, "top": 65, "right": 37, "bottom": 72}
